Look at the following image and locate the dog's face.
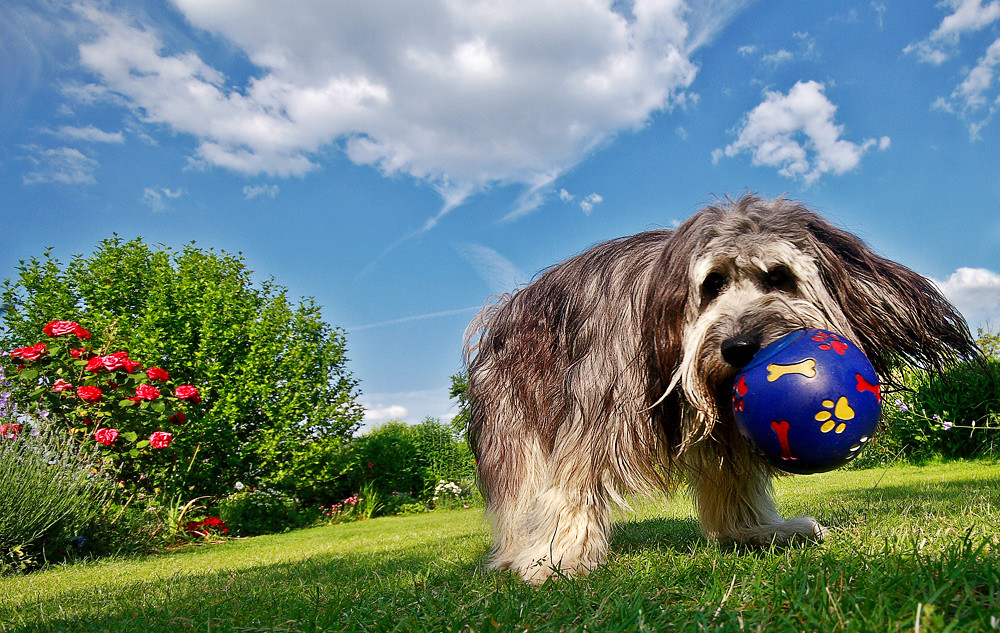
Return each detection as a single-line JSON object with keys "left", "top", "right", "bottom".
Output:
{"left": 648, "top": 197, "right": 977, "bottom": 428}
{"left": 680, "top": 230, "right": 844, "bottom": 416}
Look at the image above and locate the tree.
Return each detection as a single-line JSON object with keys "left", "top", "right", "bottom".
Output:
{"left": 448, "top": 371, "right": 470, "bottom": 440}
{"left": 1, "top": 237, "right": 363, "bottom": 499}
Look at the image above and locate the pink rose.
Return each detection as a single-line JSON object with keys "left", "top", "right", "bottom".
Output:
{"left": 149, "top": 431, "right": 173, "bottom": 449}
{"left": 94, "top": 427, "right": 118, "bottom": 447}
{"left": 52, "top": 379, "right": 74, "bottom": 392}
{"left": 77, "top": 385, "right": 103, "bottom": 403}
{"left": 174, "top": 385, "right": 201, "bottom": 404}
{"left": 135, "top": 384, "right": 161, "bottom": 401}
{"left": 146, "top": 367, "right": 169, "bottom": 381}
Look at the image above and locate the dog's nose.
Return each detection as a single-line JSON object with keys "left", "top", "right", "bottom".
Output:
{"left": 721, "top": 335, "right": 761, "bottom": 369}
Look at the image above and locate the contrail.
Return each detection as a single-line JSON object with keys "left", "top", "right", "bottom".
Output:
{"left": 346, "top": 306, "right": 481, "bottom": 332}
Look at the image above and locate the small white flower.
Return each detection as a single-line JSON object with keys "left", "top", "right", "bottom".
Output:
{"left": 235, "top": 481, "right": 245, "bottom": 491}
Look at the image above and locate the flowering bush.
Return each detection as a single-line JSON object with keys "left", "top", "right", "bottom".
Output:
{"left": 215, "top": 486, "right": 304, "bottom": 536}
{"left": 0, "top": 410, "right": 115, "bottom": 574}
{"left": 3, "top": 320, "right": 204, "bottom": 490}
{"left": 184, "top": 516, "right": 229, "bottom": 538}
{"left": 431, "top": 479, "right": 475, "bottom": 509}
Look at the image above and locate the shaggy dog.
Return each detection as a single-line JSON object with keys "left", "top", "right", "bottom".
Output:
{"left": 464, "top": 195, "right": 977, "bottom": 584}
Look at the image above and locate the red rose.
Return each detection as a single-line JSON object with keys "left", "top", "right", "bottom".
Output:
{"left": 135, "top": 384, "right": 161, "bottom": 400}
{"left": 174, "top": 385, "right": 201, "bottom": 404}
{"left": 100, "top": 353, "right": 128, "bottom": 371}
{"left": 77, "top": 385, "right": 103, "bottom": 403}
{"left": 11, "top": 343, "right": 47, "bottom": 361}
{"left": 70, "top": 348, "right": 86, "bottom": 359}
{"left": 0, "top": 423, "right": 22, "bottom": 438}
{"left": 122, "top": 358, "right": 142, "bottom": 373}
{"left": 149, "top": 431, "right": 173, "bottom": 449}
{"left": 170, "top": 411, "right": 187, "bottom": 425}
{"left": 94, "top": 427, "right": 118, "bottom": 446}
{"left": 52, "top": 379, "right": 74, "bottom": 392}
{"left": 74, "top": 325, "right": 91, "bottom": 339}
{"left": 85, "top": 357, "right": 103, "bottom": 372}
{"left": 43, "top": 321, "right": 79, "bottom": 337}
{"left": 146, "top": 367, "right": 169, "bottom": 381}
{"left": 124, "top": 396, "right": 142, "bottom": 406}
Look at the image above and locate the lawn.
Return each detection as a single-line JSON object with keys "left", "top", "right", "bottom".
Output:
{"left": 2, "top": 461, "right": 999, "bottom": 632}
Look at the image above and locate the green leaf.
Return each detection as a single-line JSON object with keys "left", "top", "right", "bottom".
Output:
{"left": 152, "top": 401, "right": 166, "bottom": 413}
{"left": 136, "top": 440, "right": 150, "bottom": 449}
{"left": 123, "top": 431, "right": 138, "bottom": 443}
{"left": 129, "top": 449, "right": 139, "bottom": 458}
{"left": 19, "top": 369, "right": 39, "bottom": 381}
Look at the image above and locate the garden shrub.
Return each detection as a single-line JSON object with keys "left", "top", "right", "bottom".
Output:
{"left": 353, "top": 418, "right": 476, "bottom": 504}
{"left": 215, "top": 487, "right": 305, "bottom": 536}
{"left": 3, "top": 320, "right": 204, "bottom": 495}
{"left": 1, "top": 238, "right": 364, "bottom": 499}
{"left": 860, "top": 329, "right": 1000, "bottom": 464}
{"left": 0, "top": 414, "right": 115, "bottom": 573}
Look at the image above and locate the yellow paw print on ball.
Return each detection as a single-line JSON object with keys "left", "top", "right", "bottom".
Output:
{"left": 815, "top": 396, "right": 855, "bottom": 433}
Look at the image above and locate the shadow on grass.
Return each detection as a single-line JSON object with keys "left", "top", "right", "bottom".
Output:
{"left": 610, "top": 516, "right": 703, "bottom": 554}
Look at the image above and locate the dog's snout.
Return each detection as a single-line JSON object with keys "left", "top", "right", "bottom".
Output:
{"left": 721, "top": 335, "right": 761, "bottom": 369}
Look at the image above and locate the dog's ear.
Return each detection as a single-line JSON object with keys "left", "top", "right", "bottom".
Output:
{"left": 803, "top": 214, "right": 979, "bottom": 376}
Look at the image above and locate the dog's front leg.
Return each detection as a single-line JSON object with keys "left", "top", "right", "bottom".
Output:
{"left": 684, "top": 439, "right": 826, "bottom": 546}
{"left": 503, "top": 480, "right": 612, "bottom": 585}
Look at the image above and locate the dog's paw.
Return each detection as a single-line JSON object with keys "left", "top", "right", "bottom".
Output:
{"left": 508, "top": 553, "right": 598, "bottom": 585}
{"left": 713, "top": 516, "right": 826, "bottom": 547}
{"left": 755, "top": 516, "right": 826, "bottom": 546}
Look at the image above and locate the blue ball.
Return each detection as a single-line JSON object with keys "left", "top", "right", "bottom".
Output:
{"left": 732, "top": 329, "right": 882, "bottom": 474}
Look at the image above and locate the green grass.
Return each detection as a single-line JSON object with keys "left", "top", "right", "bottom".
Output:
{"left": 3, "top": 461, "right": 999, "bottom": 632}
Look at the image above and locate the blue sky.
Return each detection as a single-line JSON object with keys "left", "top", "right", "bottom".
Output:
{"left": 2, "top": 0, "right": 999, "bottom": 428}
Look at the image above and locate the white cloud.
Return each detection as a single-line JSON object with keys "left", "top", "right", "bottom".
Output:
{"left": 761, "top": 49, "right": 794, "bottom": 66}
{"left": 359, "top": 387, "right": 460, "bottom": 429}
{"left": 45, "top": 125, "right": 123, "bottom": 143}
{"left": 141, "top": 186, "right": 184, "bottom": 212}
{"left": 905, "top": 0, "right": 1000, "bottom": 65}
{"left": 21, "top": 146, "right": 99, "bottom": 185}
{"left": 559, "top": 187, "right": 604, "bottom": 214}
{"left": 933, "top": 267, "right": 1000, "bottom": 326}
{"left": 933, "top": 37, "right": 1000, "bottom": 139}
{"left": 243, "top": 184, "right": 280, "bottom": 200}
{"left": 456, "top": 243, "right": 527, "bottom": 294}
{"left": 579, "top": 192, "right": 604, "bottom": 215}
{"left": 716, "top": 80, "right": 888, "bottom": 185}
{"left": 362, "top": 404, "right": 409, "bottom": 424}
{"left": 67, "top": 1, "right": 749, "bottom": 218}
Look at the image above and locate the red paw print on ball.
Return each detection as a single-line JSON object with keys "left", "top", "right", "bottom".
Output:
{"left": 812, "top": 331, "right": 848, "bottom": 355}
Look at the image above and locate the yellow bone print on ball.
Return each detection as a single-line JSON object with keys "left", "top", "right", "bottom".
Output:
{"left": 815, "top": 396, "right": 855, "bottom": 434}
{"left": 766, "top": 359, "right": 816, "bottom": 382}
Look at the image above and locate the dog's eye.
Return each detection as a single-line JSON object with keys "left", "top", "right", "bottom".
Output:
{"left": 763, "top": 266, "right": 796, "bottom": 293}
{"left": 701, "top": 272, "right": 726, "bottom": 301}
